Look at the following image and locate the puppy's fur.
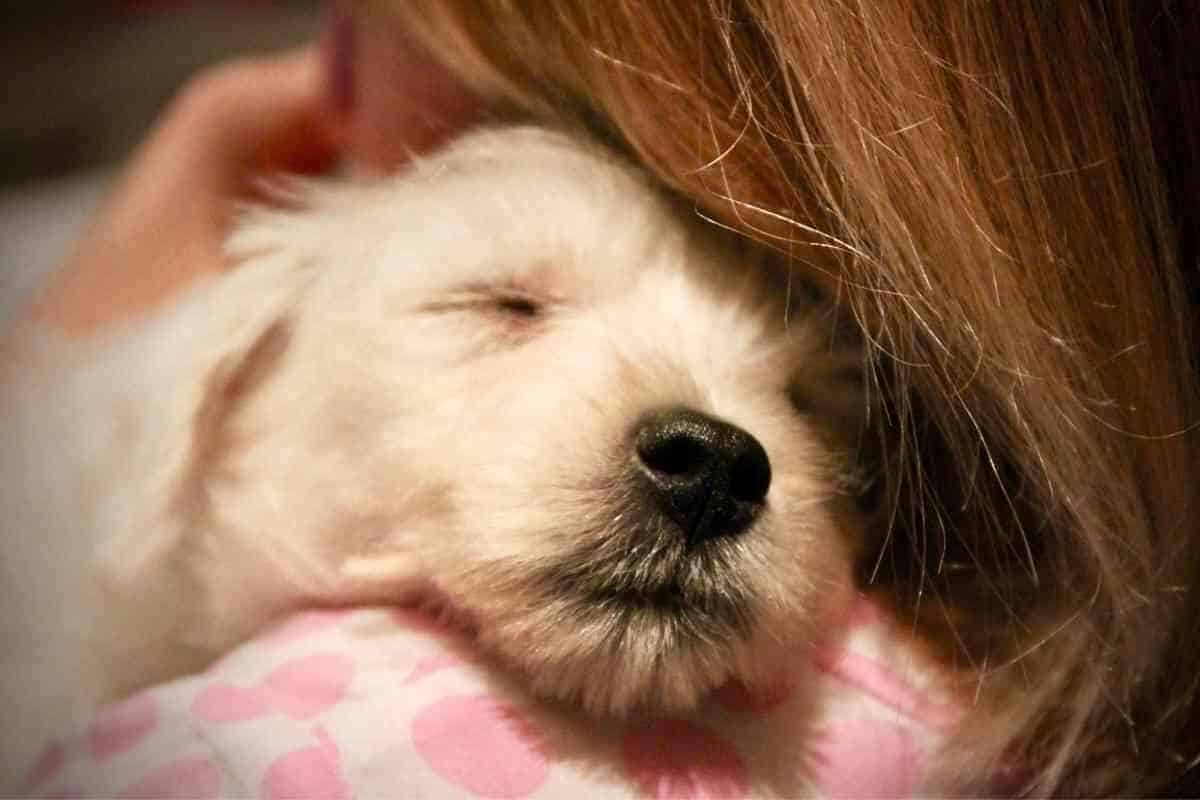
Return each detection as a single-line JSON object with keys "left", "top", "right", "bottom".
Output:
{"left": 0, "top": 128, "right": 867, "bottom": 780}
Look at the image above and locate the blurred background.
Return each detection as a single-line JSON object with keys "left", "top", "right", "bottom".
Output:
{"left": 0, "top": 0, "right": 322, "bottom": 322}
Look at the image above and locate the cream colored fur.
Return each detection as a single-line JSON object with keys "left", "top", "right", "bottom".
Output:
{"left": 0, "top": 128, "right": 866, "bottom": 782}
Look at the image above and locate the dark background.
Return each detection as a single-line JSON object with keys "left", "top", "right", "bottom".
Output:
{"left": 1, "top": 1, "right": 321, "bottom": 184}
{"left": 0, "top": 0, "right": 321, "bottom": 321}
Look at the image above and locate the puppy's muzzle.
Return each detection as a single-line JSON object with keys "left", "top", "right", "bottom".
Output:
{"left": 634, "top": 407, "right": 771, "bottom": 545}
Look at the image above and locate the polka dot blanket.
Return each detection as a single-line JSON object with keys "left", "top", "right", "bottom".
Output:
{"left": 10, "top": 598, "right": 980, "bottom": 799}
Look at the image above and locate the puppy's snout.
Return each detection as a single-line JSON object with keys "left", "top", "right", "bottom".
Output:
{"left": 634, "top": 407, "right": 771, "bottom": 544}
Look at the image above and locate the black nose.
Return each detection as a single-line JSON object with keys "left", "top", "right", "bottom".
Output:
{"left": 634, "top": 407, "right": 771, "bottom": 545}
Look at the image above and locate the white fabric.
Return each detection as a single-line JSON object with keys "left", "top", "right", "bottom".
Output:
{"left": 12, "top": 600, "right": 966, "bottom": 799}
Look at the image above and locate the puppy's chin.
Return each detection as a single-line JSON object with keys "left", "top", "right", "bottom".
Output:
{"left": 442, "top": 525, "right": 849, "bottom": 715}
{"left": 478, "top": 591, "right": 812, "bottom": 715}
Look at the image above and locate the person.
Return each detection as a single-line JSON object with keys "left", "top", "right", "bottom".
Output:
{"left": 18, "top": 1, "right": 1200, "bottom": 794}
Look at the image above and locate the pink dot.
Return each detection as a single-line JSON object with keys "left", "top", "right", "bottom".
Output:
{"left": 18, "top": 739, "right": 65, "bottom": 794}
{"left": 119, "top": 756, "right": 221, "bottom": 799}
{"left": 262, "top": 728, "right": 351, "bottom": 800}
{"left": 411, "top": 694, "right": 550, "bottom": 799}
{"left": 809, "top": 719, "right": 925, "bottom": 798}
{"left": 260, "top": 653, "right": 355, "bottom": 720}
{"left": 192, "top": 683, "right": 273, "bottom": 723}
{"left": 621, "top": 719, "right": 750, "bottom": 800}
{"left": 713, "top": 678, "right": 792, "bottom": 715}
{"left": 264, "top": 609, "right": 352, "bottom": 644}
{"left": 88, "top": 692, "right": 158, "bottom": 761}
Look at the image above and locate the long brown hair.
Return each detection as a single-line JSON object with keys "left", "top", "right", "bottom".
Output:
{"left": 388, "top": 1, "right": 1200, "bottom": 792}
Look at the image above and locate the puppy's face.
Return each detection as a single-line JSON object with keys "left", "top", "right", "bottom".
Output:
{"left": 227, "top": 129, "right": 867, "bottom": 714}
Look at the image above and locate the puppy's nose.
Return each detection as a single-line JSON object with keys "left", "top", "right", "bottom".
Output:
{"left": 634, "top": 407, "right": 771, "bottom": 545}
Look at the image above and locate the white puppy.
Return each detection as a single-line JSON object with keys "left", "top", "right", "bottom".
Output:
{"left": 0, "top": 127, "right": 867, "bottom": 780}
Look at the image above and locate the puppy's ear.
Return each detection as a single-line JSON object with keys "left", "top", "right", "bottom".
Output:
{"left": 96, "top": 313, "right": 294, "bottom": 589}
{"left": 84, "top": 305, "right": 295, "bottom": 678}
{"left": 179, "top": 316, "right": 293, "bottom": 511}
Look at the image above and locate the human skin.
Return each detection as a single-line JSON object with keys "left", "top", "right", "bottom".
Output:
{"left": 30, "top": 3, "right": 478, "bottom": 338}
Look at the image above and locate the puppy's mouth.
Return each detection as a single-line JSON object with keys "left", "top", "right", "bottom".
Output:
{"left": 487, "top": 522, "right": 775, "bottom": 715}
{"left": 433, "top": 481, "right": 808, "bottom": 715}
{"left": 532, "top": 526, "right": 759, "bottom": 636}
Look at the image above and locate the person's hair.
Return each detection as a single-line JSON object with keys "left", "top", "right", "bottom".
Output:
{"left": 388, "top": 1, "right": 1200, "bottom": 792}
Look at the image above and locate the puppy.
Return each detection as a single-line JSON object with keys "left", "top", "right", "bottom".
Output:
{"left": 0, "top": 127, "right": 867, "bottom": 780}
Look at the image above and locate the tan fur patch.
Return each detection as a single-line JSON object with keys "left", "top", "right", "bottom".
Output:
{"left": 174, "top": 317, "right": 293, "bottom": 518}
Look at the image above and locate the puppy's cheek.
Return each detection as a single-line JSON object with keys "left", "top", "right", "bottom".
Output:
{"left": 753, "top": 510, "right": 860, "bottom": 640}
{"left": 425, "top": 403, "right": 630, "bottom": 568}
{"left": 761, "top": 437, "right": 865, "bottom": 612}
{"left": 328, "top": 484, "right": 458, "bottom": 585}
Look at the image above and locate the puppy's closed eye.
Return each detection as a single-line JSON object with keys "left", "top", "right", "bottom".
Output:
{"left": 423, "top": 283, "right": 551, "bottom": 322}
{"left": 420, "top": 283, "right": 556, "bottom": 352}
{"left": 489, "top": 290, "right": 544, "bottom": 321}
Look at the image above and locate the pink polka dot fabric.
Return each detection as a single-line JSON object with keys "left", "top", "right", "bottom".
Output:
{"left": 8, "top": 600, "right": 977, "bottom": 799}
